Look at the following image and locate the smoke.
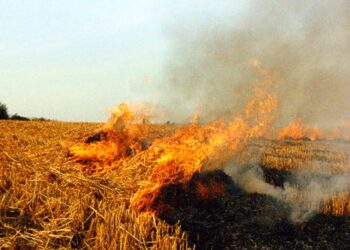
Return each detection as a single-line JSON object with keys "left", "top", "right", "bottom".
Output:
{"left": 156, "top": 0, "right": 350, "bottom": 221}
{"left": 224, "top": 163, "right": 350, "bottom": 223}
{"left": 160, "top": 0, "right": 350, "bottom": 127}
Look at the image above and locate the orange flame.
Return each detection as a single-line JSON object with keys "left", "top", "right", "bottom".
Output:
{"left": 130, "top": 60, "right": 278, "bottom": 212}
{"left": 69, "top": 60, "right": 279, "bottom": 213}
{"left": 279, "top": 119, "right": 350, "bottom": 141}
{"left": 278, "top": 119, "right": 320, "bottom": 141}
{"left": 69, "top": 103, "right": 151, "bottom": 174}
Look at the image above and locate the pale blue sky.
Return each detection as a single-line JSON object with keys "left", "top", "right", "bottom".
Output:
{"left": 0, "top": 0, "right": 247, "bottom": 121}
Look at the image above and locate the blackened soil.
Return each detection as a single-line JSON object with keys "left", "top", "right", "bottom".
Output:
{"left": 262, "top": 167, "right": 293, "bottom": 187}
{"left": 262, "top": 166, "right": 341, "bottom": 189}
{"left": 156, "top": 171, "right": 350, "bottom": 250}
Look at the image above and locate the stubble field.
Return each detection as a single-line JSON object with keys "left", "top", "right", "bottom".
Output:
{"left": 1, "top": 120, "right": 350, "bottom": 249}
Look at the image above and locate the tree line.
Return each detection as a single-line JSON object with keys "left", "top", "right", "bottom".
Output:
{"left": 0, "top": 102, "right": 49, "bottom": 121}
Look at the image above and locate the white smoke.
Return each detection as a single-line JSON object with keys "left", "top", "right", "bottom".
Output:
{"left": 224, "top": 163, "right": 350, "bottom": 223}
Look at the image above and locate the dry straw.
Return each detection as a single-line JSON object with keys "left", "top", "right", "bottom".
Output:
{"left": 0, "top": 121, "right": 191, "bottom": 249}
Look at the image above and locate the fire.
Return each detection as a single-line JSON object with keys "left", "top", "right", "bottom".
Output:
{"left": 69, "top": 103, "right": 151, "bottom": 174}
{"left": 130, "top": 60, "right": 278, "bottom": 212}
{"left": 68, "top": 59, "right": 350, "bottom": 219}
{"left": 69, "top": 59, "right": 279, "bottom": 213}
{"left": 278, "top": 119, "right": 350, "bottom": 141}
{"left": 278, "top": 119, "right": 320, "bottom": 141}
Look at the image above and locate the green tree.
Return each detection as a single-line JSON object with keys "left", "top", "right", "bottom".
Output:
{"left": 0, "top": 102, "right": 9, "bottom": 120}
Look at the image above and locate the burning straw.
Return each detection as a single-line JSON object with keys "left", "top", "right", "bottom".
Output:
{"left": 70, "top": 59, "right": 279, "bottom": 213}
{"left": 69, "top": 59, "right": 350, "bottom": 224}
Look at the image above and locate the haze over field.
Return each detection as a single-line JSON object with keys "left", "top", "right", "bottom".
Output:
{"left": 1, "top": 0, "right": 349, "bottom": 127}
{"left": 161, "top": 1, "right": 350, "bottom": 127}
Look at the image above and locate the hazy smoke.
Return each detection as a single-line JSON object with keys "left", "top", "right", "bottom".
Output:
{"left": 224, "top": 163, "right": 350, "bottom": 223}
{"left": 153, "top": 0, "right": 350, "bottom": 223}
{"left": 161, "top": 0, "right": 350, "bottom": 127}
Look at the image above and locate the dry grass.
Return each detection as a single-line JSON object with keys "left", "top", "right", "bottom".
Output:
{"left": 242, "top": 139, "right": 350, "bottom": 173}
{"left": 2, "top": 121, "right": 350, "bottom": 249}
{"left": 241, "top": 139, "right": 350, "bottom": 215}
{"left": 0, "top": 121, "right": 189, "bottom": 249}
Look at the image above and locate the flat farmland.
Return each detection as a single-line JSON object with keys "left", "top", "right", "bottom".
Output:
{"left": 1, "top": 120, "right": 350, "bottom": 249}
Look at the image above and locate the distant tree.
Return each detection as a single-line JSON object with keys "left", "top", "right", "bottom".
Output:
{"left": 32, "top": 117, "right": 50, "bottom": 122}
{"left": 11, "top": 113, "right": 30, "bottom": 121}
{"left": 0, "top": 102, "right": 9, "bottom": 120}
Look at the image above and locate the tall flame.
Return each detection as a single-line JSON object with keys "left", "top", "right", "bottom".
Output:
{"left": 130, "top": 59, "right": 278, "bottom": 212}
{"left": 68, "top": 60, "right": 350, "bottom": 218}
{"left": 69, "top": 60, "right": 279, "bottom": 213}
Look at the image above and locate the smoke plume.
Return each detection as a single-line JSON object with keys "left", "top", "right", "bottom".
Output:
{"left": 160, "top": 0, "right": 350, "bottom": 127}
{"left": 157, "top": 1, "right": 350, "bottom": 222}
{"left": 224, "top": 163, "right": 350, "bottom": 223}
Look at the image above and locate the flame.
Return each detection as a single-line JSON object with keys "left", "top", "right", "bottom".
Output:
{"left": 69, "top": 103, "right": 151, "bottom": 174}
{"left": 278, "top": 119, "right": 320, "bottom": 141}
{"left": 279, "top": 119, "right": 350, "bottom": 141}
{"left": 70, "top": 60, "right": 279, "bottom": 213}
{"left": 130, "top": 60, "right": 278, "bottom": 212}
{"left": 69, "top": 60, "right": 350, "bottom": 217}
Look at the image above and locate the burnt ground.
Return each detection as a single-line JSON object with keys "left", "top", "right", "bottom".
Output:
{"left": 154, "top": 170, "right": 350, "bottom": 249}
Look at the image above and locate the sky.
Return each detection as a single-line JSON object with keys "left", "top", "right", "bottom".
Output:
{"left": 0, "top": 0, "right": 247, "bottom": 121}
